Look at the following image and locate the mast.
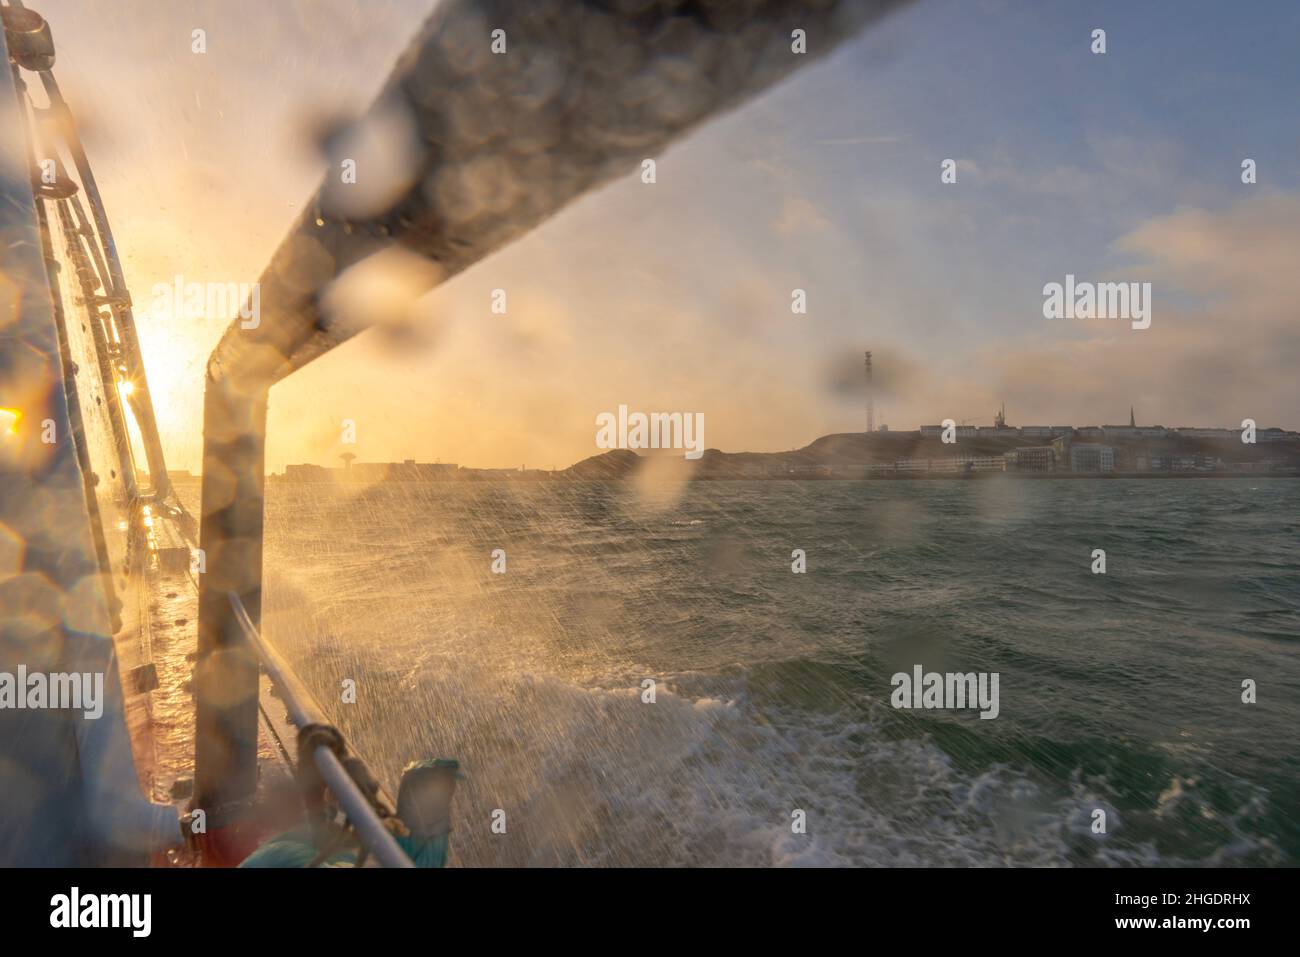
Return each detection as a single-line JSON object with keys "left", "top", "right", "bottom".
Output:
{"left": 865, "top": 351, "right": 874, "bottom": 434}
{"left": 3, "top": 0, "right": 171, "bottom": 500}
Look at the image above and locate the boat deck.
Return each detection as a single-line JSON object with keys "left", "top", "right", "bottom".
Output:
{"left": 115, "top": 508, "right": 290, "bottom": 865}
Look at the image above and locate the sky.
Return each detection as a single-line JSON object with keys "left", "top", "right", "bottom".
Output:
{"left": 35, "top": 0, "right": 1300, "bottom": 472}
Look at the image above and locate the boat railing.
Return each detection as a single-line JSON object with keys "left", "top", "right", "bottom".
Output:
{"left": 226, "top": 592, "right": 414, "bottom": 868}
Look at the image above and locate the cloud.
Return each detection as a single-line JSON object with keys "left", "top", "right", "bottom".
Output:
{"left": 979, "top": 194, "right": 1300, "bottom": 428}
{"left": 1117, "top": 195, "right": 1300, "bottom": 309}
{"left": 1086, "top": 130, "right": 1187, "bottom": 190}
{"left": 771, "top": 196, "right": 832, "bottom": 239}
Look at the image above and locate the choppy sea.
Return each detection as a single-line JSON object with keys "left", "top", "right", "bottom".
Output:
{"left": 217, "top": 478, "right": 1300, "bottom": 866}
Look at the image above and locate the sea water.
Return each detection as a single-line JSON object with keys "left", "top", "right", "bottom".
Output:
{"left": 235, "top": 478, "right": 1299, "bottom": 866}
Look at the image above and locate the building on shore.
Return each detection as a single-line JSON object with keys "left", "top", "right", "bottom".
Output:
{"left": 1146, "top": 454, "right": 1223, "bottom": 472}
{"left": 1102, "top": 425, "right": 1169, "bottom": 439}
{"left": 1068, "top": 444, "right": 1115, "bottom": 473}
{"left": 1004, "top": 446, "right": 1056, "bottom": 472}
{"left": 284, "top": 463, "right": 331, "bottom": 482}
{"left": 1049, "top": 434, "right": 1115, "bottom": 472}
{"left": 883, "top": 456, "right": 1005, "bottom": 473}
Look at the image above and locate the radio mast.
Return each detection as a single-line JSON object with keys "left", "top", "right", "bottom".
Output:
{"left": 864, "top": 351, "right": 874, "bottom": 434}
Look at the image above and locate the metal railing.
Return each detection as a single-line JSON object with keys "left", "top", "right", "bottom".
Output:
{"left": 6, "top": 0, "right": 172, "bottom": 501}
{"left": 227, "top": 592, "right": 414, "bottom": 868}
